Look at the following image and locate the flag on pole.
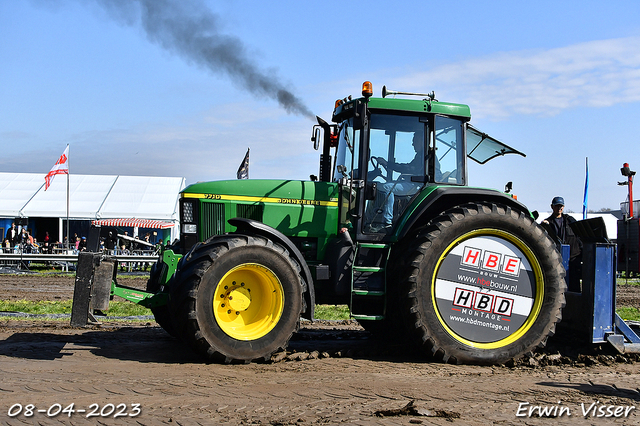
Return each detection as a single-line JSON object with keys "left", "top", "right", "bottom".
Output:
{"left": 45, "top": 145, "right": 69, "bottom": 190}
{"left": 583, "top": 157, "right": 589, "bottom": 220}
{"left": 237, "top": 148, "right": 249, "bottom": 179}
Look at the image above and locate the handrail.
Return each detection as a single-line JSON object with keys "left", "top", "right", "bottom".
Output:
{"left": 0, "top": 253, "right": 159, "bottom": 263}
{"left": 0, "top": 252, "right": 159, "bottom": 272}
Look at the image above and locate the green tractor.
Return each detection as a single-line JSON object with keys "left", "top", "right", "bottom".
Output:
{"left": 127, "top": 82, "right": 566, "bottom": 364}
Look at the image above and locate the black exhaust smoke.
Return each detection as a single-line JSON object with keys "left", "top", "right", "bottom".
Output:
{"left": 88, "top": 0, "right": 315, "bottom": 118}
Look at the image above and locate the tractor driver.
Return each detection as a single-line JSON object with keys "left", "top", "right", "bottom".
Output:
{"left": 366, "top": 132, "right": 428, "bottom": 233}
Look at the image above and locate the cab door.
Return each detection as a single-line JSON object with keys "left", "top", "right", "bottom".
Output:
{"left": 333, "top": 118, "right": 362, "bottom": 234}
{"left": 362, "top": 114, "right": 427, "bottom": 235}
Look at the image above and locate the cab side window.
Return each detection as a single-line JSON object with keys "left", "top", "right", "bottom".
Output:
{"left": 434, "top": 116, "right": 464, "bottom": 185}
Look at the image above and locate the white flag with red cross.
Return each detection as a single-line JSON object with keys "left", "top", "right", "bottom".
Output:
{"left": 44, "top": 145, "right": 69, "bottom": 190}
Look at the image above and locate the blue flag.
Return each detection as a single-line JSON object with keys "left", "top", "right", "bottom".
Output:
{"left": 583, "top": 157, "right": 589, "bottom": 220}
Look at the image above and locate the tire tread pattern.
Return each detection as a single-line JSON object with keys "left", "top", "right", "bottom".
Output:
{"left": 392, "top": 202, "right": 566, "bottom": 365}
{"left": 169, "top": 234, "right": 303, "bottom": 363}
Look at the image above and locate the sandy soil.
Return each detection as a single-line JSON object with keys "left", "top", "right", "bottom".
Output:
{"left": 0, "top": 272, "right": 639, "bottom": 425}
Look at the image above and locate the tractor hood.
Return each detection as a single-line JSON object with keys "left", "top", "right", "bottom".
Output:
{"left": 181, "top": 179, "right": 339, "bottom": 206}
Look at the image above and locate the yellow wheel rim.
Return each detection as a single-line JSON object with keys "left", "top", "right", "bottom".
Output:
{"left": 431, "top": 229, "right": 544, "bottom": 349}
{"left": 213, "top": 263, "right": 285, "bottom": 340}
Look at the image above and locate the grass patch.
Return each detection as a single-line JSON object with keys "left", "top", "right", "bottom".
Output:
{"left": 617, "top": 277, "right": 640, "bottom": 286}
{"left": 0, "top": 298, "right": 637, "bottom": 324}
{"left": 314, "top": 305, "right": 350, "bottom": 320}
{"left": 0, "top": 300, "right": 350, "bottom": 321}
{"left": 617, "top": 306, "right": 640, "bottom": 322}
{"left": 0, "top": 299, "right": 151, "bottom": 317}
{"left": 0, "top": 300, "right": 73, "bottom": 315}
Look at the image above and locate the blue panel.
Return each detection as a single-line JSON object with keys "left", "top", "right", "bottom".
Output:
{"left": 561, "top": 244, "right": 570, "bottom": 285}
{"left": 592, "top": 245, "right": 615, "bottom": 342}
{"left": 561, "top": 244, "right": 570, "bottom": 268}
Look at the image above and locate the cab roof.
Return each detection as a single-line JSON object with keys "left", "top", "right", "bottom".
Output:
{"left": 332, "top": 96, "right": 471, "bottom": 122}
{"left": 332, "top": 95, "right": 525, "bottom": 164}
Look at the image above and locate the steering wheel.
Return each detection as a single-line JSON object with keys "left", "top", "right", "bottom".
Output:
{"left": 371, "top": 156, "right": 381, "bottom": 170}
{"left": 368, "top": 156, "right": 385, "bottom": 181}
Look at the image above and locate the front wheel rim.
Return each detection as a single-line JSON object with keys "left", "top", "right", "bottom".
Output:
{"left": 213, "top": 263, "right": 285, "bottom": 340}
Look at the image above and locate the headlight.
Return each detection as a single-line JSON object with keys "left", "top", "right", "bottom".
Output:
{"left": 182, "top": 201, "right": 194, "bottom": 223}
{"left": 183, "top": 224, "right": 197, "bottom": 234}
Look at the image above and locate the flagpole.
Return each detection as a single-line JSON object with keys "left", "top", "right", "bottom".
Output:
{"left": 66, "top": 144, "right": 70, "bottom": 253}
{"left": 583, "top": 157, "right": 589, "bottom": 220}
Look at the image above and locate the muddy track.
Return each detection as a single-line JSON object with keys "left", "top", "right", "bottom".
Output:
{"left": 0, "top": 272, "right": 149, "bottom": 301}
{"left": 0, "top": 272, "right": 639, "bottom": 425}
{"left": 1, "top": 272, "right": 640, "bottom": 366}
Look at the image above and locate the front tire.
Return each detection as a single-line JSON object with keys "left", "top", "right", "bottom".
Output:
{"left": 395, "top": 202, "right": 566, "bottom": 365}
{"left": 171, "top": 235, "right": 303, "bottom": 363}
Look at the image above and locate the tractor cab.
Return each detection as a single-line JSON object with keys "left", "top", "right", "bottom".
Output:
{"left": 317, "top": 81, "right": 524, "bottom": 239}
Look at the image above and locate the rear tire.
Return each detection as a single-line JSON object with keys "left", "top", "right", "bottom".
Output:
{"left": 171, "top": 234, "right": 303, "bottom": 363}
{"left": 395, "top": 202, "right": 565, "bottom": 365}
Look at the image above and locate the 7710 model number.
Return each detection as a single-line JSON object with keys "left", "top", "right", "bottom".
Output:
{"left": 8, "top": 403, "right": 141, "bottom": 418}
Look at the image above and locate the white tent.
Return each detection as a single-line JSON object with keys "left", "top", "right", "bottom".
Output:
{"left": 0, "top": 172, "right": 186, "bottom": 240}
{"left": 0, "top": 173, "right": 47, "bottom": 218}
{"left": 21, "top": 174, "right": 120, "bottom": 219}
{"left": 96, "top": 175, "right": 183, "bottom": 220}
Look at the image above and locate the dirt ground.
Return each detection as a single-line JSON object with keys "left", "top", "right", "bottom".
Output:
{"left": 0, "top": 273, "right": 639, "bottom": 425}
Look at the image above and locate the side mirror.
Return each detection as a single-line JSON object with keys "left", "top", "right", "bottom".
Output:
{"left": 311, "top": 126, "right": 322, "bottom": 150}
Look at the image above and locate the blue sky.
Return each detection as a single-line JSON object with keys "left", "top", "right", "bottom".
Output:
{"left": 1, "top": 0, "right": 640, "bottom": 214}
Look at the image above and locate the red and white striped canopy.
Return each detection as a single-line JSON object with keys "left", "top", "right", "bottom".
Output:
{"left": 91, "top": 218, "right": 175, "bottom": 229}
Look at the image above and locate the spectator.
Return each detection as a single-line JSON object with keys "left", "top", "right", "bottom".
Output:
{"left": 5, "top": 223, "right": 18, "bottom": 247}
{"left": 20, "top": 228, "right": 29, "bottom": 244}
{"left": 140, "top": 233, "right": 152, "bottom": 271}
{"left": 18, "top": 228, "right": 29, "bottom": 252}
{"left": 44, "top": 231, "right": 51, "bottom": 254}
{"left": 122, "top": 231, "right": 133, "bottom": 251}
{"left": 119, "top": 242, "right": 130, "bottom": 272}
{"left": 78, "top": 236, "right": 87, "bottom": 251}
{"left": 541, "top": 196, "right": 583, "bottom": 292}
{"left": 31, "top": 237, "right": 40, "bottom": 253}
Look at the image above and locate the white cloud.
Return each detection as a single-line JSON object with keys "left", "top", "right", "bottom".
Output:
{"left": 389, "top": 37, "right": 640, "bottom": 119}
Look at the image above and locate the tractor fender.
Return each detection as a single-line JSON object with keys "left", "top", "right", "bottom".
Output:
{"left": 228, "top": 217, "right": 315, "bottom": 321}
{"left": 397, "top": 186, "right": 531, "bottom": 240}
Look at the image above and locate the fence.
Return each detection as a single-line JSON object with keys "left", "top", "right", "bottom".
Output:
{"left": 0, "top": 247, "right": 159, "bottom": 272}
